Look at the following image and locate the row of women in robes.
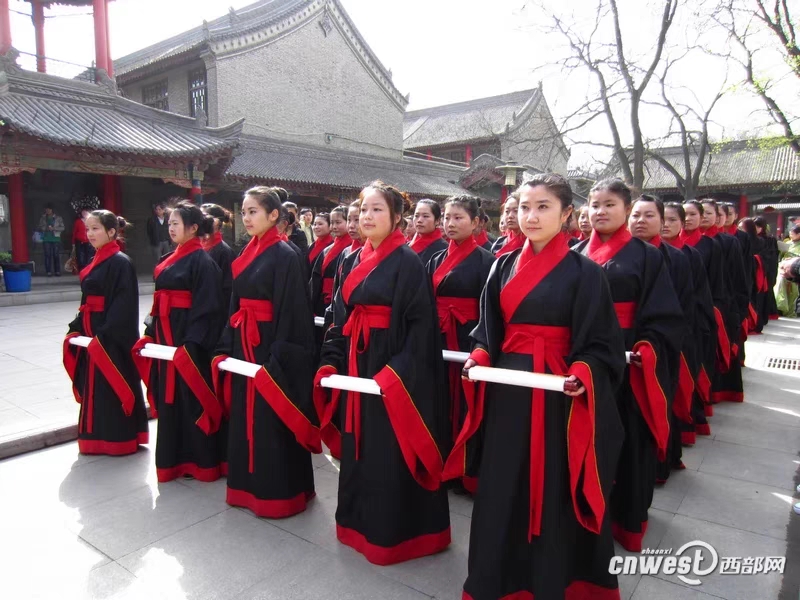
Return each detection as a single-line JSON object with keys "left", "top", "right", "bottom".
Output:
{"left": 63, "top": 180, "right": 768, "bottom": 600}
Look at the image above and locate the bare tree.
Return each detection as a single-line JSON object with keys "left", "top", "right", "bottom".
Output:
{"left": 712, "top": 0, "right": 800, "bottom": 155}
{"left": 526, "top": 0, "right": 731, "bottom": 197}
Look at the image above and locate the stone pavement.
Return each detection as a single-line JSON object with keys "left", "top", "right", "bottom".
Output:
{"left": 0, "top": 306, "right": 798, "bottom": 599}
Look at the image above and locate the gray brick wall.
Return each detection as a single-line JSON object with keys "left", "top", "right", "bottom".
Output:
{"left": 214, "top": 14, "right": 403, "bottom": 159}
{"left": 120, "top": 60, "right": 206, "bottom": 119}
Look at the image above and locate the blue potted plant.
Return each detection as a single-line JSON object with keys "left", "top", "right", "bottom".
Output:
{"left": 0, "top": 252, "right": 33, "bottom": 292}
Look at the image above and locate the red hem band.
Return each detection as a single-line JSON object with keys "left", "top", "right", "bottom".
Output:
{"left": 157, "top": 463, "right": 221, "bottom": 483}
{"left": 704, "top": 404, "right": 714, "bottom": 417}
{"left": 226, "top": 487, "right": 314, "bottom": 518}
{"left": 336, "top": 523, "right": 451, "bottom": 566}
{"left": 711, "top": 391, "right": 744, "bottom": 403}
{"left": 462, "top": 476, "right": 478, "bottom": 495}
{"left": 681, "top": 431, "right": 696, "bottom": 445}
{"left": 220, "top": 462, "right": 229, "bottom": 477}
{"left": 462, "top": 580, "right": 620, "bottom": 600}
{"left": 78, "top": 438, "right": 139, "bottom": 456}
{"left": 612, "top": 520, "right": 648, "bottom": 552}
{"left": 137, "top": 432, "right": 149, "bottom": 445}
{"left": 769, "top": 314, "right": 779, "bottom": 320}
{"left": 696, "top": 423, "right": 711, "bottom": 436}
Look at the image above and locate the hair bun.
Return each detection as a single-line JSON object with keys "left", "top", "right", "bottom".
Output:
{"left": 476, "top": 198, "right": 482, "bottom": 208}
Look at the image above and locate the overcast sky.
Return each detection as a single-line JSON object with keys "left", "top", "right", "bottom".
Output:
{"left": 6, "top": 0, "right": 797, "bottom": 168}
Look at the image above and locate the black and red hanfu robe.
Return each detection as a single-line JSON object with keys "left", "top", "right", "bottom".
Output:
{"left": 203, "top": 232, "right": 234, "bottom": 312}
{"left": 728, "top": 225, "right": 756, "bottom": 353}
{"left": 761, "top": 234, "right": 780, "bottom": 320}
{"left": 491, "top": 230, "right": 525, "bottom": 257}
{"left": 708, "top": 227, "right": 748, "bottom": 403}
{"left": 427, "top": 236, "right": 495, "bottom": 493}
{"left": 452, "top": 234, "right": 626, "bottom": 600}
{"left": 315, "top": 228, "right": 450, "bottom": 565}
{"left": 575, "top": 228, "right": 683, "bottom": 552}
{"left": 666, "top": 237, "right": 716, "bottom": 442}
{"left": 308, "top": 233, "right": 333, "bottom": 266}
{"left": 409, "top": 229, "right": 448, "bottom": 267}
{"left": 650, "top": 236, "right": 694, "bottom": 482}
{"left": 133, "top": 237, "right": 225, "bottom": 483}
{"left": 63, "top": 241, "right": 149, "bottom": 456}
{"left": 213, "top": 228, "right": 320, "bottom": 518}
{"left": 474, "top": 230, "right": 493, "bottom": 252}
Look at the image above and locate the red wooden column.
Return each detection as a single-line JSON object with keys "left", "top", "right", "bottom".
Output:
{"left": 426, "top": 149, "right": 432, "bottom": 161}
{"left": 0, "top": 0, "right": 11, "bottom": 55}
{"left": 738, "top": 193, "right": 748, "bottom": 219}
{"left": 500, "top": 186, "right": 509, "bottom": 206}
{"left": 32, "top": 2, "right": 46, "bottom": 72}
{"left": 103, "top": 0, "right": 113, "bottom": 78}
{"left": 777, "top": 210, "right": 785, "bottom": 235}
{"left": 92, "top": 0, "right": 108, "bottom": 74}
{"left": 102, "top": 174, "right": 120, "bottom": 214}
{"left": 465, "top": 144, "right": 473, "bottom": 167}
{"left": 9, "top": 173, "right": 29, "bottom": 263}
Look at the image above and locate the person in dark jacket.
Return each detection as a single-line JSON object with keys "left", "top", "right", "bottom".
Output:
{"left": 146, "top": 202, "right": 172, "bottom": 265}
{"left": 276, "top": 191, "right": 309, "bottom": 256}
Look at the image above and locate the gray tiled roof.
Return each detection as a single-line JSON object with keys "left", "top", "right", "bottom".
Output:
{"left": 640, "top": 140, "right": 800, "bottom": 191}
{"left": 0, "top": 68, "right": 243, "bottom": 158}
{"left": 226, "top": 137, "right": 467, "bottom": 197}
{"left": 114, "top": 0, "right": 309, "bottom": 76}
{"left": 403, "top": 89, "right": 541, "bottom": 149}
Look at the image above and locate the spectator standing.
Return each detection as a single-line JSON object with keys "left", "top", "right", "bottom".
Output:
{"left": 146, "top": 203, "right": 172, "bottom": 265}
{"left": 299, "top": 207, "right": 315, "bottom": 246}
{"left": 39, "top": 203, "right": 65, "bottom": 276}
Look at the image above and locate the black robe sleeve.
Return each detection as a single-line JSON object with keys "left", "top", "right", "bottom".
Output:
{"left": 184, "top": 253, "right": 224, "bottom": 352}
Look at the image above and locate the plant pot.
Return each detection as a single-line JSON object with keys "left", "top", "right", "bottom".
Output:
{"left": 2, "top": 268, "right": 31, "bottom": 292}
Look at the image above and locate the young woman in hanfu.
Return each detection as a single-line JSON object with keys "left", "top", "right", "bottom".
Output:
{"left": 575, "top": 178, "right": 683, "bottom": 553}
{"left": 201, "top": 203, "right": 235, "bottom": 312}
{"left": 212, "top": 186, "right": 320, "bottom": 518}
{"left": 629, "top": 196, "right": 694, "bottom": 482}
{"left": 450, "top": 174, "right": 627, "bottom": 599}
{"left": 63, "top": 211, "right": 149, "bottom": 456}
{"left": 307, "top": 212, "right": 334, "bottom": 267}
{"left": 662, "top": 203, "right": 716, "bottom": 445}
{"left": 427, "top": 194, "right": 495, "bottom": 494}
{"left": 310, "top": 207, "right": 350, "bottom": 339}
{"left": 490, "top": 194, "right": 525, "bottom": 257}
{"left": 409, "top": 198, "right": 448, "bottom": 266}
{"left": 315, "top": 181, "right": 451, "bottom": 566}
{"left": 133, "top": 201, "right": 225, "bottom": 483}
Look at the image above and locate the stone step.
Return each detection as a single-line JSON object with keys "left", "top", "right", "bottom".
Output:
{"left": 0, "top": 278, "right": 155, "bottom": 307}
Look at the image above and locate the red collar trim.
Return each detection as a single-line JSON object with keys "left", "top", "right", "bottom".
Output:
{"left": 474, "top": 230, "right": 489, "bottom": 247}
{"left": 500, "top": 234, "right": 570, "bottom": 321}
{"left": 703, "top": 225, "right": 720, "bottom": 238}
{"left": 308, "top": 234, "right": 333, "bottom": 264}
{"left": 409, "top": 229, "right": 443, "bottom": 254}
{"left": 232, "top": 227, "right": 281, "bottom": 279}
{"left": 153, "top": 237, "right": 202, "bottom": 280}
{"left": 342, "top": 229, "right": 406, "bottom": 304}
{"left": 495, "top": 230, "right": 525, "bottom": 256}
{"left": 664, "top": 235, "right": 684, "bottom": 249}
{"left": 432, "top": 236, "right": 478, "bottom": 293}
{"left": 586, "top": 226, "right": 632, "bottom": 265}
{"left": 680, "top": 228, "right": 702, "bottom": 247}
{"left": 202, "top": 231, "right": 223, "bottom": 251}
{"left": 321, "top": 235, "right": 351, "bottom": 273}
{"left": 79, "top": 240, "right": 119, "bottom": 282}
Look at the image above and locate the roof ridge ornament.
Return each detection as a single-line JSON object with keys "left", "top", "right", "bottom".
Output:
{"left": 202, "top": 20, "right": 211, "bottom": 41}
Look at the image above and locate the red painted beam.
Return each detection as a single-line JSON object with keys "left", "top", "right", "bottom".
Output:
{"left": 9, "top": 173, "right": 29, "bottom": 263}
{"left": 93, "top": 0, "right": 108, "bottom": 74}
{"left": 465, "top": 144, "right": 472, "bottom": 167}
{"left": 0, "top": 0, "right": 11, "bottom": 55}
{"left": 32, "top": 2, "right": 45, "bottom": 73}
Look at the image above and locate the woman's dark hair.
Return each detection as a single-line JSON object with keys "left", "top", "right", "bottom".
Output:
{"left": 753, "top": 216, "right": 769, "bottom": 236}
{"left": 520, "top": 173, "right": 574, "bottom": 209}
{"left": 358, "top": 180, "right": 410, "bottom": 231}
{"left": 719, "top": 202, "right": 732, "bottom": 216}
{"left": 245, "top": 186, "right": 282, "bottom": 215}
{"left": 277, "top": 206, "right": 296, "bottom": 226}
{"left": 274, "top": 188, "right": 289, "bottom": 204}
{"left": 315, "top": 212, "right": 331, "bottom": 226}
{"left": 416, "top": 198, "right": 442, "bottom": 221}
{"left": 89, "top": 210, "right": 130, "bottom": 238}
{"left": 201, "top": 203, "right": 232, "bottom": 230}
{"left": 300, "top": 207, "right": 313, "bottom": 216}
{"left": 445, "top": 194, "right": 481, "bottom": 221}
{"left": 683, "top": 199, "right": 705, "bottom": 216}
{"left": 791, "top": 225, "right": 800, "bottom": 236}
{"left": 172, "top": 200, "right": 214, "bottom": 237}
{"left": 665, "top": 202, "right": 686, "bottom": 224}
{"left": 634, "top": 194, "right": 665, "bottom": 220}
{"left": 589, "top": 177, "right": 632, "bottom": 206}
{"left": 478, "top": 207, "right": 489, "bottom": 224}
{"left": 740, "top": 217, "right": 758, "bottom": 238}
{"left": 331, "top": 206, "right": 347, "bottom": 221}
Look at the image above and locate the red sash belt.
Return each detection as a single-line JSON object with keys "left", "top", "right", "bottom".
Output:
{"left": 342, "top": 304, "right": 392, "bottom": 459}
{"left": 436, "top": 296, "right": 479, "bottom": 440}
{"left": 501, "top": 323, "right": 571, "bottom": 540}
{"left": 79, "top": 295, "right": 104, "bottom": 337}
{"left": 613, "top": 302, "right": 637, "bottom": 329}
{"left": 229, "top": 298, "right": 274, "bottom": 473}
{"left": 322, "top": 278, "right": 335, "bottom": 305}
{"left": 150, "top": 290, "right": 192, "bottom": 406}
